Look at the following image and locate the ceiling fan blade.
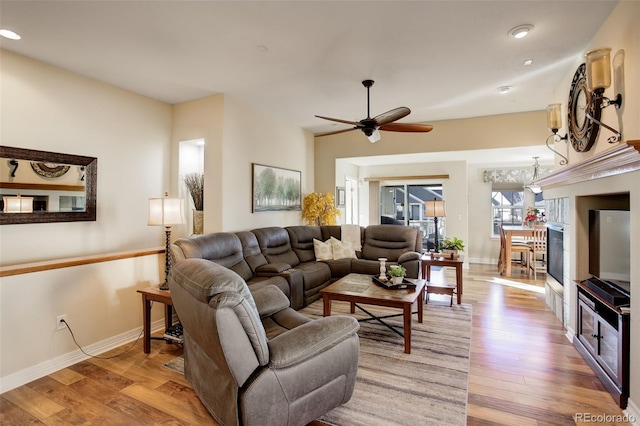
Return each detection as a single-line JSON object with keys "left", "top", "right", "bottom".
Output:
{"left": 379, "top": 122, "right": 434, "bottom": 133}
{"left": 315, "top": 127, "right": 359, "bottom": 137}
{"left": 315, "top": 115, "right": 361, "bottom": 127}
{"left": 373, "top": 107, "right": 411, "bottom": 126}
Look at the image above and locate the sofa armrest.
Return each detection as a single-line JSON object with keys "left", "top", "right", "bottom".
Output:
{"left": 256, "top": 263, "right": 292, "bottom": 274}
{"left": 398, "top": 251, "right": 420, "bottom": 263}
{"left": 256, "top": 264, "right": 304, "bottom": 310}
{"left": 252, "top": 285, "right": 290, "bottom": 318}
{"left": 268, "top": 316, "right": 359, "bottom": 368}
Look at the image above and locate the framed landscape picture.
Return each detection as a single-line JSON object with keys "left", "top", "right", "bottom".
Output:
{"left": 252, "top": 163, "right": 301, "bottom": 212}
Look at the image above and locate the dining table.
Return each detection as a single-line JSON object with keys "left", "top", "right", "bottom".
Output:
{"left": 499, "top": 225, "right": 536, "bottom": 277}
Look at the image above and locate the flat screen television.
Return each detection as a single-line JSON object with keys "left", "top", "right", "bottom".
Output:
{"left": 589, "top": 209, "right": 631, "bottom": 296}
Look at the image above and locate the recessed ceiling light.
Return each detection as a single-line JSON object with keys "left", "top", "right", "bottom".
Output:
{"left": 523, "top": 59, "right": 533, "bottom": 66}
{"left": 508, "top": 24, "right": 533, "bottom": 39}
{"left": 0, "top": 29, "right": 21, "bottom": 40}
{"left": 498, "top": 86, "right": 513, "bottom": 94}
{"left": 256, "top": 45, "right": 269, "bottom": 53}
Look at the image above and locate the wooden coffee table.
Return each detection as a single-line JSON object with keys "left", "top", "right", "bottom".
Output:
{"left": 320, "top": 273, "right": 425, "bottom": 354}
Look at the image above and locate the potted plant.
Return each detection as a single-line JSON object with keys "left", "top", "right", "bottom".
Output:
{"left": 183, "top": 172, "right": 204, "bottom": 234}
{"left": 441, "top": 237, "right": 464, "bottom": 254}
{"left": 388, "top": 265, "right": 407, "bottom": 284}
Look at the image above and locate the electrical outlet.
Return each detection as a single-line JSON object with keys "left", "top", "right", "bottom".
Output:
{"left": 56, "top": 314, "right": 67, "bottom": 331}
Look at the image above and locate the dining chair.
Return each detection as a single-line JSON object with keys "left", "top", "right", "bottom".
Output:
{"left": 498, "top": 225, "right": 531, "bottom": 276}
{"left": 528, "top": 226, "right": 547, "bottom": 279}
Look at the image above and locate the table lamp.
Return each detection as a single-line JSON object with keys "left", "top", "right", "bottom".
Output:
{"left": 424, "top": 199, "right": 446, "bottom": 252}
{"left": 148, "top": 192, "right": 184, "bottom": 290}
{"left": 3, "top": 194, "right": 34, "bottom": 213}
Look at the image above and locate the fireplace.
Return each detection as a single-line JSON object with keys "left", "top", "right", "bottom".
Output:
{"left": 546, "top": 224, "right": 564, "bottom": 286}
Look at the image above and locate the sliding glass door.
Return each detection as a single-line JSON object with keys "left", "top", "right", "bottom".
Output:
{"left": 380, "top": 183, "right": 444, "bottom": 251}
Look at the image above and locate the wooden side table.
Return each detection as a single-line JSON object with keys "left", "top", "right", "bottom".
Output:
{"left": 421, "top": 254, "right": 464, "bottom": 304}
{"left": 137, "top": 286, "right": 174, "bottom": 354}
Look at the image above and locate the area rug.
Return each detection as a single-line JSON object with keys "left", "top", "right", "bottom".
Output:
{"left": 164, "top": 299, "right": 472, "bottom": 426}
{"left": 301, "top": 299, "right": 471, "bottom": 426}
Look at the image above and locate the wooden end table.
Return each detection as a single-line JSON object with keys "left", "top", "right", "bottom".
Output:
{"left": 421, "top": 254, "right": 464, "bottom": 304}
{"left": 320, "top": 273, "right": 425, "bottom": 354}
{"left": 137, "top": 286, "right": 174, "bottom": 354}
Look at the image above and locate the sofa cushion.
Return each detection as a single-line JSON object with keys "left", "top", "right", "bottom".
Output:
{"left": 252, "top": 227, "right": 301, "bottom": 267}
{"left": 236, "top": 231, "right": 268, "bottom": 274}
{"left": 170, "top": 258, "right": 257, "bottom": 310}
{"left": 173, "top": 232, "right": 254, "bottom": 281}
{"left": 287, "top": 226, "right": 322, "bottom": 263}
{"left": 330, "top": 237, "right": 357, "bottom": 260}
{"left": 313, "top": 238, "right": 333, "bottom": 261}
{"left": 361, "top": 225, "right": 419, "bottom": 262}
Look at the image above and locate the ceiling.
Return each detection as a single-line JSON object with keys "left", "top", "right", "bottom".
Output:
{"left": 0, "top": 1, "right": 618, "bottom": 134}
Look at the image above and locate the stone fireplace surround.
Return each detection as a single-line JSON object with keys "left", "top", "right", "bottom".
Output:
{"left": 536, "top": 140, "right": 639, "bottom": 328}
{"left": 534, "top": 140, "right": 639, "bottom": 414}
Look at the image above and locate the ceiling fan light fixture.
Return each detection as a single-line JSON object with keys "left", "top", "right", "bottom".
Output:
{"left": 367, "top": 129, "right": 381, "bottom": 143}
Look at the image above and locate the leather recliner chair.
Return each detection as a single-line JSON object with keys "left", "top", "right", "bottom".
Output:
{"left": 168, "top": 258, "right": 360, "bottom": 426}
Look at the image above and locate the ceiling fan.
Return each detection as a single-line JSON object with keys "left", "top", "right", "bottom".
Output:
{"left": 315, "top": 80, "right": 433, "bottom": 143}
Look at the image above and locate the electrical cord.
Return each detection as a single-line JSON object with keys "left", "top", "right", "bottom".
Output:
{"left": 59, "top": 318, "right": 144, "bottom": 360}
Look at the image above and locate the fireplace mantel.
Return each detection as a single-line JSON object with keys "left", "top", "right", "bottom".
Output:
{"left": 534, "top": 140, "right": 640, "bottom": 189}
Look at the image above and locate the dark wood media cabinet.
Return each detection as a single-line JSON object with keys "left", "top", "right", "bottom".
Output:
{"left": 574, "top": 280, "right": 630, "bottom": 408}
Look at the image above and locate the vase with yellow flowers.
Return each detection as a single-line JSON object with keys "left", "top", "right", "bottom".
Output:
{"left": 301, "top": 192, "right": 341, "bottom": 226}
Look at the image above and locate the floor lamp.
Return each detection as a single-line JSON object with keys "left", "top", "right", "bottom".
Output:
{"left": 148, "top": 192, "right": 185, "bottom": 290}
{"left": 425, "top": 199, "right": 446, "bottom": 252}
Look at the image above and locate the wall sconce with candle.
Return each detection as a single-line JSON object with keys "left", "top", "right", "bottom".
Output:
{"left": 545, "top": 47, "right": 623, "bottom": 161}
{"left": 545, "top": 103, "right": 569, "bottom": 165}
{"left": 584, "top": 47, "right": 622, "bottom": 143}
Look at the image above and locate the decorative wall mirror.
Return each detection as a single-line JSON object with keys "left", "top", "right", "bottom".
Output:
{"left": 0, "top": 146, "right": 97, "bottom": 225}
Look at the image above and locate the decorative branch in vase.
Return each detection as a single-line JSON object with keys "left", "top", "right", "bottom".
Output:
{"left": 183, "top": 172, "right": 204, "bottom": 234}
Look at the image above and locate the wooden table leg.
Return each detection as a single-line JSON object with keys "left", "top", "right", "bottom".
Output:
{"left": 142, "top": 295, "right": 151, "bottom": 354}
{"left": 323, "top": 294, "right": 332, "bottom": 317}
{"left": 165, "top": 304, "right": 173, "bottom": 330}
{"left": 418, "top": 286, "right": 424, "bottom": 323}
{"left": 403, "top": 303, "right": 412, "bottom": 354}
{"left": 456, "top": 263, "right": 463, "bottom": 304}
{"left": 425, "top": 264, "right": 432, "bottom": 282}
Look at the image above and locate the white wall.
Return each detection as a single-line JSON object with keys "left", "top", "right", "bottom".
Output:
{"left": 0, "top": 50, "right": 171, "bottom": 389}
{"left": 0, "top": 50, "right": 173, "bottom": 265}
{"left": 220, "top": 96, "right": 314, "bottom": 231}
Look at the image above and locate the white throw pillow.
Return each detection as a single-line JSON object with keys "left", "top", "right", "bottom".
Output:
{"left": 313, "top": 238, "right": 333, "bottom": 261}
{"left": 330, "top": 237, "right": 357, "bottom": 260}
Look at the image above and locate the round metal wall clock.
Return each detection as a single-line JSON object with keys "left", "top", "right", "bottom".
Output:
{"left": 567, "top": 63, "right": 600, "bottom": 152}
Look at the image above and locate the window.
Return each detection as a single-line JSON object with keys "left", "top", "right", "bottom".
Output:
{"left": 492, "top": 189, "right": 524, "bottom": 236}
{"left": 380, "top": 183, "right": 444, "bottom": 250}
{"left": 491, "top": 187, "right": 546, "bottom": 236}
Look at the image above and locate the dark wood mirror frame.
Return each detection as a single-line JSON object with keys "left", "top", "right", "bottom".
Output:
{"left": 0, "top": 146, "right": 97, "bottom": 225}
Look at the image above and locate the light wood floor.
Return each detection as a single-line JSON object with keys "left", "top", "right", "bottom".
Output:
{"left": 0, "top": 263, "right": 631, "bottom": 425}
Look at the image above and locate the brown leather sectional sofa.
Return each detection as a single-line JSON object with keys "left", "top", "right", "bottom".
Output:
{"left": 171, "top": 224, "right": 422, "bottom": 310}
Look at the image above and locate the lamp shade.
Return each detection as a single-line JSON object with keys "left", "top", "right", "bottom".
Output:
{"left": 3, "top": 195, "right": 34, "bottom": 213}
{"left": 424, "top": 200, "right": 446, "bottom": 217}
{"left": 586, "top": 48, "right": 612, "bottom": 92}
{"left": 148, "top": 194, "right": 184, "bottom": 226}
{"left": 546, "top": 103, "right": 562, "bottom": 131}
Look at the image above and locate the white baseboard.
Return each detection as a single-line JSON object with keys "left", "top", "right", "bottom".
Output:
{"left": 0, "top": 318, "right": 166, "bottom": 394}
{"left": 625, "top": 398, "right": 639, "bottom": 424}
